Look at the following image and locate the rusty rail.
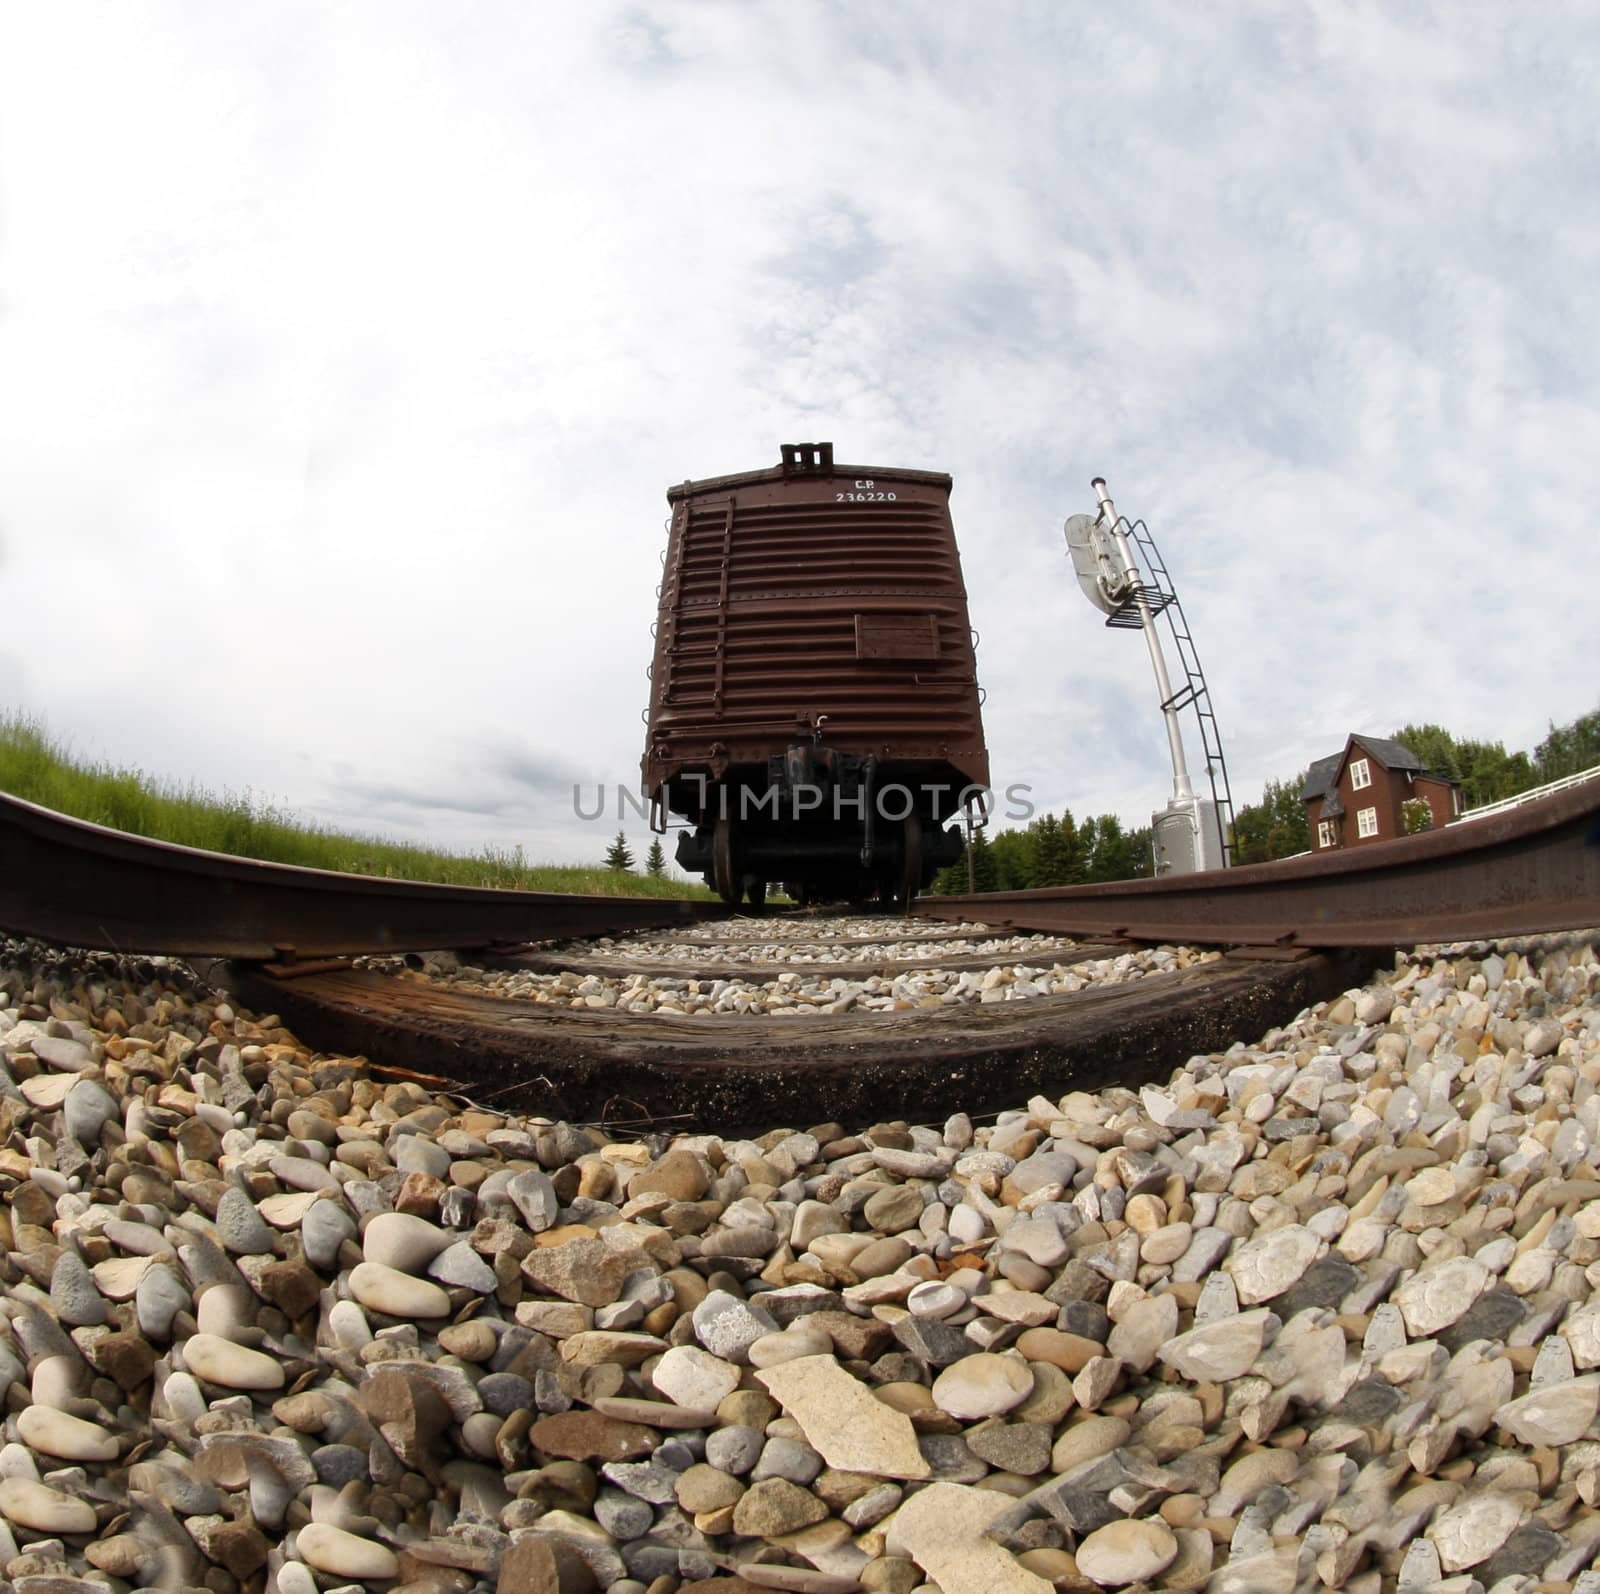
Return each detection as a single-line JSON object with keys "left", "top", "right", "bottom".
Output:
{"left": 916, "top": 777, "right": 1600, "bottom": 948}
{"left": 0, "top": 791, "right": 722, "bottom": 959}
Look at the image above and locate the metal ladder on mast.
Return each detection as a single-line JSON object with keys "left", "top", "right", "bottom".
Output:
{"left": 1102, "top": 515, "right": 1238, "bottom": 864}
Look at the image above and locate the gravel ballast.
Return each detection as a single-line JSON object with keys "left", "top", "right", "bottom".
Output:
{"left": 0, "top": 926, "right": 1598, "bottom": 1594}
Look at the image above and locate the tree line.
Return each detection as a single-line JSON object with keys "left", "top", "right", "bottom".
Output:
{"left": 927, "top": 810, "right": 1154, "bottom": 894}
{"left": 604, "top": 832, "right": 667, "bottom": 875}
{"left": 1231, "top": 703, "right": 1600, "bottom": 865}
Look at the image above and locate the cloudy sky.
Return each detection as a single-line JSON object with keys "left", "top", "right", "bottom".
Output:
{"left": 2, "top": 3, "right": 1596, "bottom": 869}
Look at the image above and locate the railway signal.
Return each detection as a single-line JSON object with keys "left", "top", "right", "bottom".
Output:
{"left": 1064, "top": 478, "right": 1235, "bottom": 874}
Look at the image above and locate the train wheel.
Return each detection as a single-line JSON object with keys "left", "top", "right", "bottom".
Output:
{"left": 711, "top": 816, "right": 740, "bottom": 906}
{"left": 744, "top": 876, "right": 768, "bottom": 911}
{"left": 895, "top": 813, "right": 924, "bottom": 912}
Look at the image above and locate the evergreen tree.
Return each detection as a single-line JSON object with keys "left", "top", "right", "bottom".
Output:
{"left": 992, "top": 828, "right": 1034, "bottom": 891}
{"left": 604, "top": 831, "right": 634, "bottom": 872}
{"left": 1082, "top": 815, "right": 1142, "bottom": 882}
{"left": 1230, "top": 776, "right": 1311, "bottom": 863}
{"left": 1392, "top": 723, "right": 1535, "bottom": 808}
{"left": 645, "top": 838, "right": 666, "bottom": 877}
{"left": 967, "top": 828, "right": 999, "bottom": 892}
{"left": 1126, "top": 825, "right": 1155, "bottom": 877}
{"left": 1534, "top": 705, "right": 1600, "bottom": 783}
{"left": 1030, "top": 813, "right": 1067, "bottom": 887}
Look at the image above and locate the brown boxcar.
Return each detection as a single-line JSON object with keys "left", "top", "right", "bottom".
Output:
{"left": 641, "top": 442, "right": 990, "bottom": 906}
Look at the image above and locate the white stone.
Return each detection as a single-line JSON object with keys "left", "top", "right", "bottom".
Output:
{"left": 1224, "top": 1223, "right": 1323, "bottom": 1305}
{"left": 1493, "top": 1376, "right": 1600, "bottom": 1447}
{"left": 1564, "top": 1305, "right": 1600, "bottom": 1369}
{"left": 931, "top": 1353, "right": 1034, "bottom": 1419}
{"left": 296, "top": 1522, "right": 401, "bottom": 1580}
{"left": 1395, "top": 1257, "right": 1490, "bottom": 1337}
{"left": 0, "top": 1476, "right": 96, "bottom": 1534}
{"left": 360, "top": 1212, "right": 452, "bottom": 1274}
{"left": 890, "top": 1481, "right": 1053, "bottom": 1594}
{"left": 328, "top": 1299, "right": 374, "bottom": 1349}
{"left": 1157, "top": 1309, "right": 1277, "bottom": 1382}
{"left": 16, "top": 1407, "right": 118, "bottom": 1463}
{"left": 758, "top": 1354, "right": 930, "bottom": 1480}
{"left": 348, "top": 1260, "right": 451, "bottom": 1318}
{"left": 182, "top": 1332, "right": 286, "bottom": 1391}
{"left": 1074, "top": 1518, "right": 1180, "bottom": 1587}
{"left": 1000, "top": 1217, "right": 1069, "bottom": 1267}
{"left": 907, "top": 1280, "right": 966, "bottom": 1319}
{"left": 257, "top": 1190, "right": 320, "bottom": 1228}
{"left": 197, "top": 1283, "right": 255, "bottom": 1338}
{"left": 1428, "top": 1490, "right": 1523, "bottom": 1572}
{"left": 91, "top": 1254, "right": 153, "bottom": 1300}
{"left": 30, "top": 1355, "right": 80, "bottom": 1410}
{"left": 651, "top": 1345, "right": 743, "bottom": 1409}
{"left": 748, "top": 1327, "right": 832, "bottom": 1369}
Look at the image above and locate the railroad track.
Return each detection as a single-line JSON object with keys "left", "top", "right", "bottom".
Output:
{"left": 2, "top": 778, "right": 1597, "bottom": 1128}
{"left": 228, "top": 920, "right": 1372, "bottom": 1128}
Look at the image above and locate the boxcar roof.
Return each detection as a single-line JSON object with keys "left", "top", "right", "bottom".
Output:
{"left": 667, "top": 460, "right": 953, "bottom": 500}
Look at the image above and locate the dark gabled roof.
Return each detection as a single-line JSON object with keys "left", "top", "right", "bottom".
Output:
{"left": 1350, "top": 734, "right": 1425, "bottom": 774}
{"left": 1301, "top": 753, "right": 1343, "bottom": 803}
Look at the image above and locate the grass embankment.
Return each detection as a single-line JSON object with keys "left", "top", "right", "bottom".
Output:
{"left": 0, "top": 714, "right": 709, "bottom": 898}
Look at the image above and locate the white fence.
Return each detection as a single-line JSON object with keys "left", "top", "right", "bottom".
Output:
{"left": 1456, "top": 763, "right": 1600, "bottom": 825}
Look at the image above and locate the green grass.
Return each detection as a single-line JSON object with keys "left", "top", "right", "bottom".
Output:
{"left": 0, "top": 712, "right": 711, "bottom": 898}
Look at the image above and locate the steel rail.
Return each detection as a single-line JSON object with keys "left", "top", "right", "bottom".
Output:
{"left": 0, "top": 791, "right": 723, "bottom": 959}
{"left": 916, "top": 778, "right": 1600, "bottom": 948}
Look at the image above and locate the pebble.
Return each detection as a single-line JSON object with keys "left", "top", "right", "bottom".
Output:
{"left": 348, "top": 1259, "right": 452, "bottom": 1317}
{"left": 296, "top": 1521, "right": 402, "bottom": 1580}
{"left": 0, "top": 1478, "right": 96, "bottom": 1534}
{"left": 15, "top": 1409, "right": 117, "bottom": 1464}
{"left": 182, "top": 1332, "right": 286, "bottom": 1390}
{"left": 931, "top": 1353, "right": 1034, "bottom": 1418}
{"left": 1074, "top": 1518, "right": 1179, "bottom": 1586}
{"left": 2, "top": 925, "right": 1599, "bottom": 1594}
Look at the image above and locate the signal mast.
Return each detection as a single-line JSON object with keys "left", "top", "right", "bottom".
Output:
{"left": 1063, "top": 479, "right": 1234, "bottom": 874}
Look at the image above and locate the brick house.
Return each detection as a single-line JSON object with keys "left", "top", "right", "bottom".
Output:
{"left": 1302, "top": 734, "right": 1461, "bottom": 852}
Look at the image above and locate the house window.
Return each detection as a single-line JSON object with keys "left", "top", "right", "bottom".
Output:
{"left": 1350, "top": 758, "right": 1372, "bottom": 791}
{"left": 1357, "top": 806, "right": 1378, "bottom": 838}
{"left": 1318, "top": 820, "right": 1336, "bottom": 849}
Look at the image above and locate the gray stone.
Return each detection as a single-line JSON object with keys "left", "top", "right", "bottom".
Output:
{"left": 1058, "top": 1300, "right": 1110, "bottom": 1341}
{"left": 426, "top": 1241, "right": 497, "bottom": 1292}
{"left": 705, "top": 1425, "right": 764, "bottom": 1475}
{"left": 601, "top": 1459, "right": 683, "bottom": 1505}
{"left": 1275, "top": 1254, "right": 1361, "bottom": 1316}
{"left": 301, "top": 1201, "right": 357, "bottom": 1271}
{"left": 893, "top": 1315, "right": 972, "bottom": 1368}
{"left": 62, "top": 1079, "right": 119, "bottom": 1146}
{"left": 508, "top": 1170, "right": 560, "bottom": 1231}
{"left": 691, "top": 1290, "right": 778, "bottom": 1364}
{"left": 312, "top": 1444, "right": 369, "bottom": 1486}
{"left": 478, "top": 1373, "right": 534, "bottom": 1416}
{"left": 750, "top": 1436, "right": 823, "bottom": 1485}
{"left": 1340, "top": 1379, "right": 1404, "bottom": 1425}
{"left": 1479, "top": 1522, "right": 1566, "bottom": 1586}
{"left": 1172, "top": 1226, "right": 1234, "bottom": 1282}
{"left": 965, "top": 1421, "right": 1052, "bottom": 1476}
{"left": 917, "top": 1433, "right": 988, "bottom": 1483}
{"left": 49, "top": 1251, "right": 107, "bottom": 1327}
{"left": 1194, "top": 1272, "right": 1240, "bottom": 1324}
{"left": 593, "top": 1486, "right": 654, "bottom": 1539}
{"left": 1437, "top": 1288, "right": 1526, "bottom": 1352}
{"left": 215, "top": 1188, "right": 276, "bottom": 1256}
{"left": 393, "top": 1134, "right": 452, "bottom": 1179}
{"left": 135, "top": 1263, "right": 191, "bottom": 1340}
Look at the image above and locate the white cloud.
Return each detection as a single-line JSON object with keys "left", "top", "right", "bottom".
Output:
{"left": 1, "top": 0, "right": 1596, "bottom": 867}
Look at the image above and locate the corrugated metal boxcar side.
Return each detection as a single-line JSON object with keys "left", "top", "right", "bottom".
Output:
{"left": 642, "top": 442, "right": 989, "bottom": 905}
